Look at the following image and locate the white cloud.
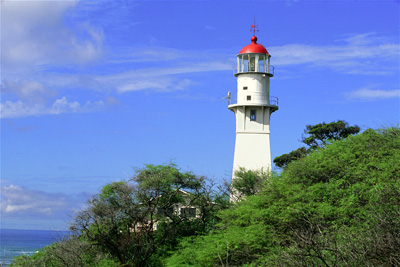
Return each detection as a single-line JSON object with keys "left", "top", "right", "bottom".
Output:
{"left": 112, "top": 47, "right": 186, "bottom": 63}
{"left": 205, "top": 25, "right": 217, "bottom": 30}
{"left": 0, "top": 0, "right": 231, "bottom": 117}
{"left": 0, "top": 97, "right": 104, "bottom": 118}
{"left": 116, "top": 77, "right": 192, "bottom": 93}
{"left": 1, "top": 0, "right": 103, "bottom": 68}
{"left": 118, "top": 78, "right": 175, "bottom": 93}
{"left": 98, "top": 61, "right": 231, "bottom": 93}
{"left": 1, "top": 79, "right": 57, "bottom": 104}
{"left": 89, "top": 33, "right": 398, "bottom": 96}
{"left": 0, "top": 1, "right": 106, "bottom": 118}
{"left": 0, "top": 184, "right": 82, "bottom": 219}
{"left": 270, "top": 33, "right": 399, "bottom": 74}
{"left": 1, "top": 0, "right": 397, "bottom": 119}
{"left": 346, "top": 87, "right": 400, "bottom": 101}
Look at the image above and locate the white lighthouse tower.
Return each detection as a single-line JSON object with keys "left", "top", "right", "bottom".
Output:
{"left": 229, "top": 33, "right": 278, "bottom": 200}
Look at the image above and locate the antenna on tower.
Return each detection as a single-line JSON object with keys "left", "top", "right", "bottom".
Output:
{"left": 250, "top": 17, "right": 259, "bottom": 36}
{"left": 221, "top": 91, "right": 232, "bottom": 105}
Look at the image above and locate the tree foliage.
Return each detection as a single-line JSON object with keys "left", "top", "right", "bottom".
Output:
{"left": 230, "top": 167, "right": 270, "bottom": 200}
{"left": 302, "top": 120, "right": 360, "bottom": 148}
{"left": 10, "top": 236, "right": 119, "bottom": 267}
{"left": 274, "top": 120, "right": 360, "bottom": 168}
{"left": 166, "top": 127, "right": 400, "bottom": 266}
{"left": 69, "top": 163, "right": 227, "bottom": 266}
{"left": 272, "top": 147, "right": 307, "bottom": 169}
{"left": 12, "top": 163, "right": 228, "bottom": 267}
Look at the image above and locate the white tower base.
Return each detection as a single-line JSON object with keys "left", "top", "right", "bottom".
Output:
{"left": 232, "top": 132, "right": 272, "bottom": 172}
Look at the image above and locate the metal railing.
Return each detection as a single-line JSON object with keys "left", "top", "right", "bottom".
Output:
{"left": 228, "top": 96, "right": 278, "bottom": 106}
{"left": 270, "top": 96, "right": 278, "bottom": 106}
{"left": 233, "top": 65, "right": 274, "bottom": 76}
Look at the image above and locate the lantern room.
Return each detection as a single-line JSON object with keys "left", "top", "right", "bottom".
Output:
{"left": 235, "top": 36, "right": 273, "bottom": 76}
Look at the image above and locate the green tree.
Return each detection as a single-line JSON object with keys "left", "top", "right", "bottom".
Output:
{"left": 272, "top": 147, "right": 307, "bottom": 169}
{"left": 301, "top": 120, "right": 360, "bottom": 148}
{"left": 10, "top": 236, "right": 119, "bottom": 267}
{"left": 230, "top": 167, "right": 270, "bottom": 200}
{"left": 166, "top": 127, "right": 400, "bottom": 266}
{"left": 10, "top": 164, "right": 228, "bottom": 266}
{"left": 274, "top": 120, "right": 360, "bottom": 168}
{"left": 69, "top": 163, "right": 227, "bottom": 267}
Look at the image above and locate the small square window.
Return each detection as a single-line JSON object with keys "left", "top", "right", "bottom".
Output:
{"left": 181, "top": 208, "right": 196, "bottom": 218}
{"left": 247, "top": 95, "right": 251, "bottom": 101}
{"left": 250, "top": 110, "right": 256, "bottom": 121}
{"left": 158, "top": 207, "right": 174, "bottom": 217}
{"left": 243, "top": 86, "right": 248, "bottom": 90}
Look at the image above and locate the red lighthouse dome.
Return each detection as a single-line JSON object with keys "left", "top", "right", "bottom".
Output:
{"left": 239, "top": 36, "right": 269, "bottom": 55}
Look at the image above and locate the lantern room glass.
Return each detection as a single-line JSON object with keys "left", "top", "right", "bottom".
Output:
{"left": 237, "top": 54, "right": 270, "bottom": 74}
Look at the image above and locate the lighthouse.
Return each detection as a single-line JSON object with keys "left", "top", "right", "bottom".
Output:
{"left": 228, "top": 33, "right": 278, "bottom": 200}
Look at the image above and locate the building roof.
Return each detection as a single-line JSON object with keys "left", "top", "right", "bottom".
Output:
{"left": 238, "top": 36, "right": 269, "bottom": 55}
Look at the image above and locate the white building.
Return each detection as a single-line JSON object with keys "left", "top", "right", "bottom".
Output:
{"left": 133, "top": 189, "right": 202, "bottom": 233}
{"left": 228, "top": 35, "right": 278, "bottom": 201}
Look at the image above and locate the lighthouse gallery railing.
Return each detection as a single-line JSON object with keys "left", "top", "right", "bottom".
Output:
{"left": 233, "top": 65, "right": 275, "bottom": 76}
{"left": 228, "top": 96, "right": 278, "bottom": 106}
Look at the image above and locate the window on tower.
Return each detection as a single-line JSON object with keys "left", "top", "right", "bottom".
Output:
{"left": 259, "top": 55, "right": 266, "bottom": 72}
{"left": 249, "top": 57, "right": 255, "bottom": 71}
{"left": 243, "top": 86, "right": 248, "bottom": 90}
{"left": 250, "top": 110, "right": 256, "bottom": 121}
{"left": 247, "top": 95, "right": 251, "bottom": 101}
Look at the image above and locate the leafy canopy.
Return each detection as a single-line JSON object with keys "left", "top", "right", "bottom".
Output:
{"left": 12, "top": 163, "right": 228, "bottom": 267}
{"left": 167, "top": 127, "right": 400, "bottom": 266}
{"left": 302, "top": 120, "right": 360, "bottom": 148}
{"left": 274, "top": 120, "right": 360, "bottom": 168}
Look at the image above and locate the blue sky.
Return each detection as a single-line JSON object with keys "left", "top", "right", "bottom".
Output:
{"left": 1, "top": 0, "right": 399, "bottom": 230}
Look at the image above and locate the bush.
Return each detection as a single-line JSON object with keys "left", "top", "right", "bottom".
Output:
{"left": 166, "top": 128, "right": 400, "bottom": 266}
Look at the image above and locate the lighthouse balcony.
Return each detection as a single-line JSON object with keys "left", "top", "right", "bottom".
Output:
{"left": 228, "top": 96, "right": 278, "bottom": 108}
{"left": 234, "top": 65, "right": 274, "bottom": 77}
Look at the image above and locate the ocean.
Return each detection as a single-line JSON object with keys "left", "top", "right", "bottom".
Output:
{"left": 0, "top": 229, "right": 70, "bottom": 266}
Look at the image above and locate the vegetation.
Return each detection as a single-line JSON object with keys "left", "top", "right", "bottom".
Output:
{"left": 166, "top": 127, "right": 400, "bottom": 266}
{"left": 11, "top": 124, "right": 399, "bottom": 267}
{"left": 230, "top": 167, "right": 271, "bottom": 201}
{"left": 11, "top": 163, "right": 228, "bottom": 267}
{"left": 274, "top": 120, "right": 360, "bottom": 168}
{"left": 70, "top": 164, "right": 227, "bottom": 266}
{"left": 301, "top": 120, "right": 360, "bottom": 148}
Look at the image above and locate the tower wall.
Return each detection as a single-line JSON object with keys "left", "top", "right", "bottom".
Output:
{"left": 232, "top": 132, "right": 272, "bottom": 172}
{"left": 231, "top": 106, "right": 273, "bottom": 171}
{"left": 236, "top": 74, "right": 270, "bottom": 105}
